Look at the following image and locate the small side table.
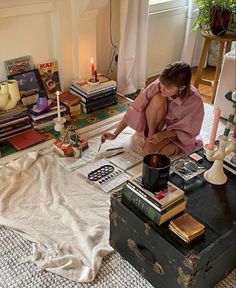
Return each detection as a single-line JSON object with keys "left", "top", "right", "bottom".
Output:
{"left": 194, "top": 30, "right": 236, "bottom": 104}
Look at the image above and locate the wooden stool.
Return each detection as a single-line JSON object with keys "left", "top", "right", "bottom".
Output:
{"left": 194, "top": 30, "right": 236, "bottom": 104}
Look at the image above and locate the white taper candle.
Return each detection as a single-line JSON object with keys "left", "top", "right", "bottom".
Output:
{"left": 56, "top": 91, "right": 61, "bottom": 121}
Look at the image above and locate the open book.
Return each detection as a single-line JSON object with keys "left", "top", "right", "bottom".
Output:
{"left": 108, "top": 150, "right": 143, "bottom": 171}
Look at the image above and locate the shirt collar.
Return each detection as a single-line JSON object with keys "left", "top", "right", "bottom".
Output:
{"left": 168, "top": 96, "right": 183, "bottom": 105}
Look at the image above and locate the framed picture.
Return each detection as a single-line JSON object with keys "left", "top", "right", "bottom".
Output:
{"left": 8, "top": 69, "right": 47, "bottom": 106}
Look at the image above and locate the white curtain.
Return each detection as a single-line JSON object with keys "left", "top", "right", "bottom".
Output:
{"left": 117, "top": 0, "right": 149, "bottom": 95}
{"left": 180, "top": 0, "right": 203, "bottom": 66}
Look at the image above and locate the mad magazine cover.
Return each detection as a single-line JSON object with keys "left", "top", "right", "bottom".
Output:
{"left": 4, "top": 55, "right": 33, "bottom": 76}
{"left": 35, "top": 60, "right": 62, "bottom": 96}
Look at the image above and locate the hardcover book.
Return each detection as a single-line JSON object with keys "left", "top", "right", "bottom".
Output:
{"left": 0, "top": 104, "right": 27, "bottom": 124}
{"left": 0, "top": 116, "right": 30, "bottom": 131}
{"left": 8, "top": 129, "right": 45, "bottom": 150}
{"left": 81, "top": 97, "right": 118, "bottom": 114}
{"left": 80, "top": 94, "right": 117, "bottom": 109}
{"left": 4, "top": 55, "right": 33, "bottom": 76}
{"left": 169, "top": 213, "right": 205, "bottom": 243}
{"left": 70, "top": 85, "right": 116, "bottom": 99}
{"left": 127, "top": 175, "right": 185, "bottom": 211}
{"left": 35, "top": 60, "right": 61, "bottom": 96}
{"left": 28, "top": 102, "right": 67, "bottom": 121}
{"left": 71, "top": 75, "right": 116, "bottom": 95}
{"left": 59, "top": 92, "right": 80, "bottom": 107}
{"left": 122, "top": 186, "right": 186, "bottom": 226}
{"left": 0, "top": 124, "right": 32, "bottom": 142}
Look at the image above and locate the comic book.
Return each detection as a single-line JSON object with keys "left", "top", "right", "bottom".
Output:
{"left": 4, "top": 55, "right": 33, "bottom": 76}
{"left": 35, "top": 60, "right": 62, "bottom": 97}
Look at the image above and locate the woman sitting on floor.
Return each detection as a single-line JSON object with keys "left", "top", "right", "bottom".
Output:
{"left": 101, "top": 61, "right": 204, "bottom": 156}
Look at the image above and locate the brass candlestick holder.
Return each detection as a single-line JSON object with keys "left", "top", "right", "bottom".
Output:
{"left": 204, "top": 135, "right": 235, "bottom": 185}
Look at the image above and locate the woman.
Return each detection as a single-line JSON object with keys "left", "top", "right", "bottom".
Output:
{"left": 101, "top": 62, "right": 204, "bottom": 156}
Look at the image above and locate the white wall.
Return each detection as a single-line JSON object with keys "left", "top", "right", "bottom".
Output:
{"left": 0, "top": 0, "right": 191, "bottom": 90}
{"left": 96, "top": 0, "right": 120, "bottom": 80}
{"left": 0, "top": 0, "right": 108, "bottom": 90}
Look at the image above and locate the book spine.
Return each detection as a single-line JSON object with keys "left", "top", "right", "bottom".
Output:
{"left": 80, "top": 95, "right": 117, "bottom": 108}
{"left": 126, "top": 181, "right": 162, "bottom": 211}
{"left": 0, "top": 124, "right": 32, "bottom": 141}
{"left": 31, "top": 111, "right": 69, "bottom": 124}
{"left": 29, "top": 106, "right": 67, "bottom": 121}
{"left": 70, "top": 85, "right": 116, "bottom": 99}
{"left": 0, "top": 117, "right": 31, "bottom": 133}
{"left": 128, "top": 178, "right": 184, "bottom": 209}
{"left": 79, "top": 90, "right": 116, "bottom": 103}
{"left": 0, "top": 108, "right": 27, "bottom": 122}
{"left": 122, "top": 187, "right": 162, "bottom": 225}
{"left": 71, "top": 81, "right": 116, "bottom": 95}
{"left": 0, "top": 115, "right": 30, "bottom": 128}
{"left": 81, "top": 98, "right": 118, "bottom": 113}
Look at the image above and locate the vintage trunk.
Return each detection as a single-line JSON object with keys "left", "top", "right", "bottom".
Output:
{"left": 110, "top": 156, "right": 236, "bottom": 288}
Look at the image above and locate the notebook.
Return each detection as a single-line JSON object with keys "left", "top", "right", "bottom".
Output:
{"left": 169, "top": 213, "right": 205, "bottom": 242}
{"left": 8, "top": 129, "right": 45, "bottom": 150}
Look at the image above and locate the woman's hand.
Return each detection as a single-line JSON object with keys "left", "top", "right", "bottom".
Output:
{"left": 147, "top": 131, "right": 166, "bottom": 144}
{"left": 101, "top": 132, "right": 116, "bottom": 143}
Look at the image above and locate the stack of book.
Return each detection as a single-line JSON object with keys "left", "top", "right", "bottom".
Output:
{"left": 122, "top": 175, "right": 186, "bottom": 226}
{"left": 27, "top": 102, "right": 70, "bottom": 130}
{"left": 0, "top": 104, "right": 32, "bottom": 142}
{"left": 169, "top": 213, "right": 205, "bottom": 243}
{"left": 69, "top": 75, "right": 117, "bottom": 114}
{"left": 59, "top": 92, "right": 81, "bottom": 116}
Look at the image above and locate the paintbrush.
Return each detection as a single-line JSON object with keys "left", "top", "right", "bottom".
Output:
{"left": 97, "top": 141, "right": 102, "bottom": 153}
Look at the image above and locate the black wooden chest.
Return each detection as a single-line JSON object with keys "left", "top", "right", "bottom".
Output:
{"left": 109, "top": 157, "right": 236, "bottom": 288}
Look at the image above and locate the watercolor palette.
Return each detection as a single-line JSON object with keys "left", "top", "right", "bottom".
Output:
{"left": 88, "top": 165, "right": 123, "bottom": 184}
{"left": 79, "top": 159, "right": 131, "bottom": 193}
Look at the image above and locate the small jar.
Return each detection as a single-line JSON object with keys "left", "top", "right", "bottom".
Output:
{"left": 37, "top": 90, "right": 48, "bottom": 110}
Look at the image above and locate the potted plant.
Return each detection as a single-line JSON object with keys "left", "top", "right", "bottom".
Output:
{"left": 193, "top": 0, "right": 236, "bottom": 35}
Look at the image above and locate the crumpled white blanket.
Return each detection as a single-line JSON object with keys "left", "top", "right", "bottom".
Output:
{"left": 0, "top": 150, "right": 113, "bottom": 282}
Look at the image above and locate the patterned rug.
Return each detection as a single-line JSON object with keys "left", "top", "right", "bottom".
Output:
{"left": 0, "top": 226, "right": 235, "bottom": 288}
{"left": 0, "top": 95, "right": 130, "bottom": 159}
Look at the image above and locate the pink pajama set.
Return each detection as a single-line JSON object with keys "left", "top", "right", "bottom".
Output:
{"left": 122, "top": 79, "right": 204, "bottom": 154}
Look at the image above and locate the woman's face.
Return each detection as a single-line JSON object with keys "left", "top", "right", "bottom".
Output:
{"left": 159, "top": 80, "right": 179, "bottom": 98}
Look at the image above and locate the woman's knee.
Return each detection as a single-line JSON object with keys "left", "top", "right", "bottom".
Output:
{"left": 148, "top": 93, "right": 166, "bottom": 111}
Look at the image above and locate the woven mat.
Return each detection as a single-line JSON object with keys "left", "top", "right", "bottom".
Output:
{"left": 0, "top": 226, "right": 235, "bottom": 288}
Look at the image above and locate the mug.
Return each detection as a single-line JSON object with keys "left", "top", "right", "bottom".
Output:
{"left": 142, "top": 153, "right": 170, "bottom": 191}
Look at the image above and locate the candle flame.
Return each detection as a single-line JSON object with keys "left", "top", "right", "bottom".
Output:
{"left": 91, "top": 58, "right": 94, "bottom": 64}
{"left": 56, "top": 91, "right": 59, "bottom": 96}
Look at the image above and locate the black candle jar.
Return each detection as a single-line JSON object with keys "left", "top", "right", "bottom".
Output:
{"left": 142, "top": 153, "right": 171, "bottom": 191}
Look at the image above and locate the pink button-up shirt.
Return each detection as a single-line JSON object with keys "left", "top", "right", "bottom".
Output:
{"left": 122, "top": 79, "right": 204, "bottom": 153}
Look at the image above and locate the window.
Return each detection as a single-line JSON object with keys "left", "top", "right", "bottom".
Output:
{"left": 149, "top": 0, "right": 187, "bottom": 13}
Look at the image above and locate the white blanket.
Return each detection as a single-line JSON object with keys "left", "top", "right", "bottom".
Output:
{"left": 0, "top": 150, "right": 113, "bottom": 282}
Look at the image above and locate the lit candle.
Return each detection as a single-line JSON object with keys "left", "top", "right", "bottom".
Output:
{"left": 223, "top": 102, "right": 236, "bottom": 140}
{"left": 56, "top": 91, "right": 61, "bottom": 122}
{"left": 208, "top": 106, "right": 221, "bottom": 150}
{"left": 91, "top": 58, "right": 95, "bottom": 76}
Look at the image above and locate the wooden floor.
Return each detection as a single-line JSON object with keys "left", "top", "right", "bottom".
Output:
{"left": 147, "top": 66, "right": 216, "bottom": 105}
